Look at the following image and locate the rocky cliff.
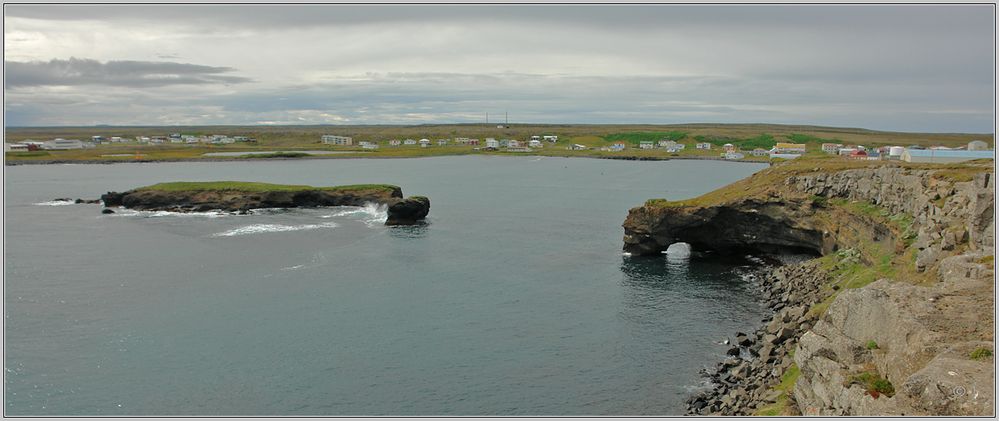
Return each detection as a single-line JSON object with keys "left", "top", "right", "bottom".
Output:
{"left": 101, "top": 182, "right": 430, "bottom": 225}
{"left": 624, "top": 157, "right": 995, "bottom": 415}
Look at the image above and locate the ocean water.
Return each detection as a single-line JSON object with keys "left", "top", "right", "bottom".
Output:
{"left": 4, "top": 156, "right": 769, "bottom": 415}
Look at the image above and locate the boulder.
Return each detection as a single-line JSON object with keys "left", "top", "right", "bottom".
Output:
{"left": 385, "top": 196, "right": 430, "bottom": 226}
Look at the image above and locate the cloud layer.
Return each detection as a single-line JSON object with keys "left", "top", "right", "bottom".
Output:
{"left": 5, "top": 58, "right": 251, "bottom": 87}
{"left": 3, "top": 5, "right": 995, "bottom": 132}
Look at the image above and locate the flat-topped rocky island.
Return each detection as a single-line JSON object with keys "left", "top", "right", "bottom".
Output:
{"left": 99, "top": 181, "right": 430, "bottom": 225}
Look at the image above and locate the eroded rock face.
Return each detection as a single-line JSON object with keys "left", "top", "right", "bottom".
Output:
{"left": 629, "top": 163, "right": 995, "bottom": 416}
{"left": 623, "top": 198, "right": 829, "bottom": 256}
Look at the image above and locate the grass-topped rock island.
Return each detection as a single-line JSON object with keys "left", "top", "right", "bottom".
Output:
{"left": 100, "top": 181, "right": 430, "bottom": 225}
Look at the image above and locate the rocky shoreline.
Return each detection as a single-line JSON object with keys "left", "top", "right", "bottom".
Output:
{"left": 625, "top": 159, "right": 995, "bottom": 416}
{"left": 686, "top": 260, "right": 829, "bottom": 415}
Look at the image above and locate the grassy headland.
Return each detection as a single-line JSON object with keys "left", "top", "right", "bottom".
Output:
{"left": 135, "top": 181, "right": 399, "bottom": 193}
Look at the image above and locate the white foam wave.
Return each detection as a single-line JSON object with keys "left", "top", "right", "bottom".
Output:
{"left": 212, "top": 222, "right": 339, "bottom": 237}
{"left": 320, "top": 202, "right": 388, "bottom": 227}
{"left": 108, "top": 209, "right": 231, "bottom": 218}
{"left": 34, "top": 200, "right": 76, "bottom": 206}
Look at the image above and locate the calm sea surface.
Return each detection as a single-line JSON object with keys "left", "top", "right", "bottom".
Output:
{"left": 4, "top": 156, "right": 768, "bottom": 415}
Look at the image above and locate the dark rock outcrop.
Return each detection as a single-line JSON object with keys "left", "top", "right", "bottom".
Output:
{"left": 101, "top": 185, "right": 429, "bottom": 225}
{"left": 385, "top": 196, "right": 430, "bottom": 226}
{"left": 623, "top": 198, "right": 829, "bottom": 256}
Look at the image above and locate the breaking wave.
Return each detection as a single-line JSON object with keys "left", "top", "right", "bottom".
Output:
{"left": 212, "top": 222, "right": 339, "bottom": 237}
{"left": 34, "top": 200, "right": 76, "bottom": 206}
{"left": 107, "top": 209, "right": 231, "bottom": 218}
{"left": 320, "top": 202, "right": 388, "bottom": 227}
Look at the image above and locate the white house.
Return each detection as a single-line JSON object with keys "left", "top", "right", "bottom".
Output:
{"left": 750, "top": 148, "right": 769, "bottom": 156}
{"left": 724, "top": 152, "right": 745, "bottom": 160}
{"left": 902, "top": 149, "right": 995, "bottom": 163}
{"left": 773, "top": 143, "right": 807, "bottom": 154}
{"left": 543, "top": 135, "right": 558, "bottom": 143}
{"left": 485, "top": 138, "right": 500, "bottom": 148}
{"left": 42, "top": 138, "right": 86, "bottom": 150}
{"left": 322, "top": 135, "right": 353, "bottom": 145}
{"left": 419, "top": 138, "right": 431, "bottom": 148}
{"left": 528, "top": 139, "right": 543, "bottom": 148}
{"left": 389, "top": 140, "right": 402, "bottom": 146}
{"left": 404, "top": 139, "right": 417, "bottom": 145}
{"left": 437, "top": 139, "right": 448, "bottom": 146}
{"left": 530, "top": 135, "right": 541, "bottom": 142}
{"left": 968, "top": 140, "right": 990, "bottom": 151}
{"left": 821, "top": 143, "right": 843, "bottom": 154}
{"left": 5, "top": 143, "right": 28, "bottom": 151}
{"left": 640, "top": 141, "right": 656, "bottom": 150}
{"left": 696, "top": 142, "right": 712, "bottom": 150}
{"left": 362, "top": 143, "right": 379, "bottom": 150}
{"left": 508, "top": 140, "right": 521, "bottom": 148}
{"left": 570, "top": 144, "right": 587, "bottom": 151}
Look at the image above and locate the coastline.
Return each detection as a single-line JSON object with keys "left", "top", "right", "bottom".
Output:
{"left": 624, "top": 158, "right": 995, "bottom": 416}
{"left": 3, "top": 152, "right": 770, "bottom": 166}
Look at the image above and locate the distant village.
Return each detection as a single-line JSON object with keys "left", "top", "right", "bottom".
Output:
{"left": 317, "top": 134, "right": 995, "bottom": 163}
{"left": 4, "top": 133, "right": 256, "bottom": 152}
{"left": 4, "top": 131, "right": 995, "bottom": 164}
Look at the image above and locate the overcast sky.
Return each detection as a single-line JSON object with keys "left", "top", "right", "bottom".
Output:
{"left": 4, "top": 4, "right": 995, "bottom": 132}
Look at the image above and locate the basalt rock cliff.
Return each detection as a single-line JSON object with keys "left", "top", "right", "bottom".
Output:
{"left": 624, "top": 158, "right": 995, "bottom": 416}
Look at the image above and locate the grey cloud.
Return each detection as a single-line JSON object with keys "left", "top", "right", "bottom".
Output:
{"left": 4, "top": 58, "right": 251, "bottom": 88}
{"left": 5, "top": 4, "right": 993, "bottom": 33}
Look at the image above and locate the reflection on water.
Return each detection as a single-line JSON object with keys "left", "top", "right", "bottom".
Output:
{"left": 618, "top": 254, "right": 767, "bottom": 323}
{"left": 387, "top": 222, "right": 430, "bottom": 238}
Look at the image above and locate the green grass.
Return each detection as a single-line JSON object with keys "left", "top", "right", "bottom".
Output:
{"left": 5, "top": 151, "right": 50, "bottom": 157}
{"left": 866, "top": 340, "right": 879, "bottom": 350}
{"left": 847, "top": 371, "right": 895, "bottom": 397}
{"left": 970, "top": 347, "right": 993, "bottom": 360}
{"left": 810, "top": 195, "right": 829, "bottom": 208}
{"left": 754, "top": 363, "right": 801, "bottom": 416}
{"left": 693, "top": 133, "right": 775, "bottom": 150}
{"left": 604, "top": 131, "right": 688, "bottom": 145}
{"left": 787, "top": 133, "right": 842, "bottom": 145}
{"left": 135, "top": 181, "right": 399, "bottom": 193}
{"left": 932, "top": 168, "right": 978, "bottom": 183}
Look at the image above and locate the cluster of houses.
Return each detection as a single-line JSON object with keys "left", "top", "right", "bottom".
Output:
{"left": 580, "top": 136, "right": 995, "bottom": 164}
{"left": 5, "top": 133, "right": 256, "bottom": 151}
{"left": 320, "top": 134, "right": 559, "bottom": 151}
{"left": 4, "top": 138, "right": 98, "bottom": 151}
{"left": 819, "top": 140, "right": 993, "bottom": 163}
